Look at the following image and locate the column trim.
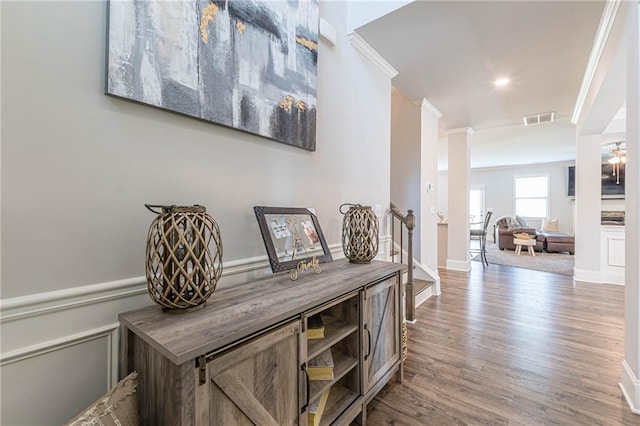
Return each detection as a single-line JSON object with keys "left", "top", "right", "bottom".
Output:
{"left": 415, "top": 98, "right": 443, "bottom": 119}
{"left": 445, "top": 127, "right": 475, "bottom": 136}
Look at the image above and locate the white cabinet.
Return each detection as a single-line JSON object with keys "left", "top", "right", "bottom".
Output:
{"left": 601, "top": 226, "right": 625, "bottom": 285}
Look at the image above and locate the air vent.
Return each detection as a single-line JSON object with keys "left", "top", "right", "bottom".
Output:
{"left": 523, "top": 112, "right": 555, "bottom": 126}
{"left": 524, "top": 115, "right": 538, "bottom": 126}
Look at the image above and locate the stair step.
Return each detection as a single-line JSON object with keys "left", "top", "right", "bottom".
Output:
{"left": 413, "top": 279, "right": 433, "bottom": 295}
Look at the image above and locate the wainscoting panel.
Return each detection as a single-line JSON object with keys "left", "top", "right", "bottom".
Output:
{"left": 1, "top": 329, "right": 115, "bottom": 425}
{"left": 607, "top": 237, "right": 625, "bottom": 267}
{"left": 601, "top": 226, "right": 625, "bottom": 285}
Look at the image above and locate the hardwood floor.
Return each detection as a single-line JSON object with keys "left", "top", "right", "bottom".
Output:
{"left": 367, "top": 264, "right": 638, "bottom": 425}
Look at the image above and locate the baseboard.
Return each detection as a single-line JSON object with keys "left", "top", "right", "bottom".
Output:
{"left": 573, "top": 268, "right": 603, "bottom": 284}
{"left": 620, "top": 359, "right": 640, "bottom": 414}
{"left": 601, "top": 272, "right": 625, "bottom": 285}
{"left": 446, "top": 259, "right": 471, "bottom": 272}
{"left": 415, "top": 285, "right": 433, "bottom": 308}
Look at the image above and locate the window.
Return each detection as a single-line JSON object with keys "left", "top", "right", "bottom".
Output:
{"left": 515, "top": 175, "right": 549, "bottom": 218}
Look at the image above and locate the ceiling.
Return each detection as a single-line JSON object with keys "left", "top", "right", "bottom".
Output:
{"left": 356, "top": 1, "right": 610, "bottom": 168}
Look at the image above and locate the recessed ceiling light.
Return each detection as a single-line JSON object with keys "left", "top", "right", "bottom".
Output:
{"left": 494, "top": 78, "right": 510, "bottom": 87}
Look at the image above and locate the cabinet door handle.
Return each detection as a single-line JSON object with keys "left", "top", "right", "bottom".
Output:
{"left": 365, "top": 325, "right": 372, "bottom": 361}
{"left": 301, "top": 363, "right": 310, "bottom": 412}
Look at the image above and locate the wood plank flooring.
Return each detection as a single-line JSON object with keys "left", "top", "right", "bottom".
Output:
{"left": 367, "top": 264, "right": 638, "bottom": 425}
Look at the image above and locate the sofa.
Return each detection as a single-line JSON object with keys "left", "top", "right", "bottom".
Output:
{"left": 544, "top": 233, "right": 575, "bottom": 254}
{"left": 495, "top": 216, "right": 545, "bottom": 252}
{"left": 495, "top": 216, "right": 575, "bottom": 255}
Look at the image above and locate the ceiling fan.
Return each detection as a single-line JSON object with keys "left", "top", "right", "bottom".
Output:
{"left": 603, "top": 141, "right": 626, "bottom": 184}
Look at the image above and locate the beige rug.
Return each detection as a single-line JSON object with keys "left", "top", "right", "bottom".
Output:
{"left": 472, "top": 243, "right": 574, "bottom": 276}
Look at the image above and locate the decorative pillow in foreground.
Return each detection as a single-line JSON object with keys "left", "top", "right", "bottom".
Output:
{"left": 66, "top": 372, "right": 138, "bottom": 426}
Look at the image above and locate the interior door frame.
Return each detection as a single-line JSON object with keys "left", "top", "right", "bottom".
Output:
{"left": 469, "top": 184, "right": 486, "bottom": 230}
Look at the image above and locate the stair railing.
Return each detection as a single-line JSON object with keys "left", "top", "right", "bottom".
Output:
{"left": 389, "top": 202, "right": 416, "bottom": 322}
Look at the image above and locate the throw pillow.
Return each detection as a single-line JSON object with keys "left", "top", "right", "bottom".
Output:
{"left": 505, "top": 216, "right": 521, "bottom": 231}
{"left": 541, "top": 218, "right": 559, "bottom": 233}
{"left": 66, "top": 372, "right": 139, "bottom": 426}
{"left": 496, "top": 217, "right": 509, "bottom": 228}
{"left": 515, "top": 215, "right": 529, "bottom": 228}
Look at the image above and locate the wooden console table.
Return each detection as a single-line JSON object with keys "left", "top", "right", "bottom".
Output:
{"left": 119, "top": 259, "right": 405, "bottom": 425}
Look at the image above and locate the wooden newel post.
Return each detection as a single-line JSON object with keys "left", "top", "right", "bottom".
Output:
{"left": 405, "top": 209, "right": 416, "bottom": 323}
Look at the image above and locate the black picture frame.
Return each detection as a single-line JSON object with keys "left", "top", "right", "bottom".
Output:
{"left": 254, "top": 206, "right": 333, "bottom": 274}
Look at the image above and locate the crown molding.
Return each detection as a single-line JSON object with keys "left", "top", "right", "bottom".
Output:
{"left": 347, "top": 31, "right": 399, "bottom": 79}
{"left": 571, "top": 0, "right": 622, "bottom": 124}
{"left": 415, "top": 98, "right": 443, "bottom": 119}
{"left": 445, "top": 127, "right": 475, "bottom": 136}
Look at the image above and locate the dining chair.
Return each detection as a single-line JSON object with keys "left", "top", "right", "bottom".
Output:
{"left": 470, "top": 211, "right": 493, "bottom": 267}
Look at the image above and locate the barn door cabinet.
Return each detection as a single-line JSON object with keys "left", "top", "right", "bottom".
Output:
{"left": 119, "top": 259, "right": 404, "bottom": 425}
{"left": 362, "top": 277, "right": 400, "bottom": 403}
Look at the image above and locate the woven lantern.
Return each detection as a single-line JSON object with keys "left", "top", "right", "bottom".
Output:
{"left": 340, "top": 203, "right": 379, "bottom": 263}
{"left": 145, "top": 204, "right": 223, "bottom": 312}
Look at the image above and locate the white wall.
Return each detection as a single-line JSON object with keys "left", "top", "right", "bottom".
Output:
{"left": 419, "top": 101, "right": 440, "bottom": 282}
{"left": 574, "top": 135, "right": 604, "bottom": 282}
{"left": 0, "top": 1, "right": 394, "bottom": 424}
{"left": 445, "top": 129, "right": 471, "bottom": 271}
{"left": 438, "top": 161, "right": 576, "bottom": 236}
{"left": 391, "top": 89, "right": 421, "bottom": 258}
{"left": 621, "top": 1, "right": 640, "bottom": 414}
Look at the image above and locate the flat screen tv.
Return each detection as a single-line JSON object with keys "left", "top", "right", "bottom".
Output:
{"left": 568, "top": 164, "right": 625, "bottom": 197}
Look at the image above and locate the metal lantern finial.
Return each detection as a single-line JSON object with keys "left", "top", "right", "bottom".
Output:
{"left": 145, "top": 204, "right": 223, "bottom": 312}
{"left": 340, "top": 203, "right": 379, "bottom": 263}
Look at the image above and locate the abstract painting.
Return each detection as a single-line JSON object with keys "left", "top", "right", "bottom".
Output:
{"left": 107, "top": 0, "right": 318, "bottom": 150}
